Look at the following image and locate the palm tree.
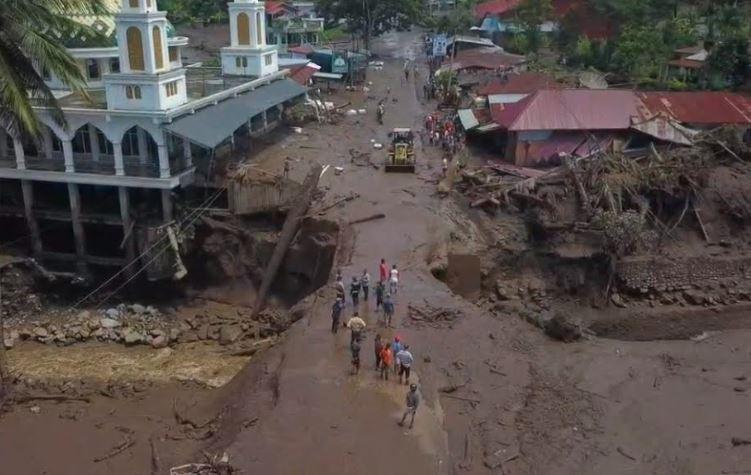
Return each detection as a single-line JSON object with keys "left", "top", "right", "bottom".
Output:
{"left": 0, "top": 0, "right": 108, "bottom": 140}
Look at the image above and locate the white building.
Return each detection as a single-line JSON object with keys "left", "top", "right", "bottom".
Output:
{"left": 0, "top": 0, "right": 307, "bottom": 275}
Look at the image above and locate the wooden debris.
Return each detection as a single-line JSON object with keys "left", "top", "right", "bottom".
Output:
{"left": 348, "top": 213, "right": 386, "bottom": 225}
{"left": 15, "top": 394, "right": 90, "bottom": 404}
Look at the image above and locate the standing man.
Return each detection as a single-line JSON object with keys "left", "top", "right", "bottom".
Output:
{"left": 350, "top": 276, "right": 361, "bottom": 308}
{"left": 361, "top": 269, "right": 371, "bottom": 302}
{"left": 383, "top": 293, "right": 395, "bottom": 327}
{"left": 334, "top": 274, "right": 346, "bottom": 303}
{"left": 398, "top": 384, "right": 420, "bottom": 429}
{"left": 389, "top": 264, "right": 399, "bottom": 295}
{"left": 283, "top": 161, "right": 290, "bottom": 179}
{"left": 331, "top": 297, "right": 344, "bottom": 334}
{"left": 374, "top": 333, "right": 384, "bottom": 370}
{"left": 375, "top": 281, "right": 385, "bottom": 313}
{"left": 396, "top": 344, "right": 414, "bottom": 385}
{"left": 347, "top": 312, "right": 367, "bottom": 344}
{"left": 442, "top": 157, "right": 449, "bottom": 177}
{"left": 379, "top": 343, "right": 393, "bottom": 380}
{"left": 391, "top": 335, "right": 403, "bottom": 375}
{"left": 379, "top": 258, "right": 388, "bottom": 284}
{"left": 350, "top": 338, "right": 361, "bottom": 375}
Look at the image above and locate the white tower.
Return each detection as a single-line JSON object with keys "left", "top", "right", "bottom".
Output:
{"left": 105, "top": 0, "right": 188, "bottom": 111}
{"left": 221, "top": 0, "right": 279, "bottom": 77}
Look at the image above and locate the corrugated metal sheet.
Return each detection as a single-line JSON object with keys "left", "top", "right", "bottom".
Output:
{"left": 229, "top": 179, "right": 303, "bottom": 215}
{"left": 458, "top": 109, "right": 480, "bottom": 130}
{"left": 166, "top": 79, "right": 307, "bottom": 148}
{"left": 514, "top": 132, "right": 616, "bottom": 167}
{"left": 474, "top": 0, "right": 523, "bottom": 18}
{"left": 630, "top": 116, "right": 697, "bottom": 146}
{"left": 479, "top": 72, "right": 557, "bottom": 96}
{"left": 488, "top": 93, "right": 528, "bottom": 104}
{"left": 636, "top": 91, "right": 751, "bottom": 125}
{"left": 508, "top": 89, "right": 638, "bottom": 132}
{"left": 448, "top": 49, "right": 526, "bottom": 72}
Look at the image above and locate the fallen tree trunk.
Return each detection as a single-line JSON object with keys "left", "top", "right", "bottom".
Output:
{"left": 251, "top": 165, "right": 322, "bottom": 318}
{"left": 349, "top": 213, "right": 386, "bottom": 225}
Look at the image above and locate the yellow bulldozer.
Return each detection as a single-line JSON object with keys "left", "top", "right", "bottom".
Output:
{"left": 384, "top": 128, "right": 416, "bottom": 173}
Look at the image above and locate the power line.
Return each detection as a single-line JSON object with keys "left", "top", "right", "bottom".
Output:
{"left": 69, "top": 186, "right": 227, "bottom": 310}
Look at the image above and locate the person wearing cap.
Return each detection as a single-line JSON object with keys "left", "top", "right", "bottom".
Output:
{"left": 331, "top": 297, "right": 344, "bottom": 334}
{"left": 398, "top": 384, "right": 420, "bottom": 429}
{"left": 396, "top": 344, "right": 414, "bottom": 385}
{"left": 391, "top": 336, "right": 403, "bottom": 375}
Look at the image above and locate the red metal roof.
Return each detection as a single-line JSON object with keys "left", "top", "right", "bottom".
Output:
{"left": 667, "top": 58, "right": 704, "bottom": 69}
{"left": 507, "top": 89, "right": 638, "bottom": 132}
{"left": 289, "top": 63, "right": 318, "bottom": 85}
{"left": 265, "top": 1, "right": 286, "bottom": 15}
{"left": 474, "top": 0, "right": 523, "bottom": 19}
{"left": 288, "top": 44, "right": 315, "bottom": 55}
{"left": 478, "top": 72, "right": 558, "bottom": 96}
{"left": 636, "top": 91, "right": 751, "bottom": 125}
{"left": 489, "top": 95, "right": 534, "bottom": 128}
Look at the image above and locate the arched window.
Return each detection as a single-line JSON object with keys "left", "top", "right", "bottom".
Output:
{"left": 126, "top": 27, "right": 145, "bottom": 71}
{"left": 152, "top": 26, "right": 164, "bottom": 70}
{"left": 134, "top": 86, "right": 142, "bottom": 99}
{"left": 256, "top": 12, "right": 263, "bottom": 45}
{"left": 237, "top": 13, "right": 250, "bottom": 45}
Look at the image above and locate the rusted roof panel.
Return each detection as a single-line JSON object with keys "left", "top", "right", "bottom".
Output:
{"left": 508, "top": 89, "right": 638, "bottom": 131}
{"left": 636, "top": 92, "right": 751, "bottom": 125}
{"left": 478, "top": 72, "right": 558, "bottom": 96}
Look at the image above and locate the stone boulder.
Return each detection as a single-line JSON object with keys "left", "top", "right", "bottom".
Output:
{"left": 123, "top": 328, "right": 146, "bottom": 345}
{"left": 219, "top": 325, "right": 243, "bottom": 346}
{"left": 100, "top": 318, "right": 121, "bottom": 329}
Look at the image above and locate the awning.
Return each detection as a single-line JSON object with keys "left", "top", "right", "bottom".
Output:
{"left": 313, "top": 71, "right": 344, "bottom": 80}
{"left": 165, "top": 78, "right": 307, "bottom": 148}
{"left": 458, "top": 109, "right": 480, "bottom": 130}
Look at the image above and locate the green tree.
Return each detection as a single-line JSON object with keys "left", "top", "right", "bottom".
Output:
{"left": 515, "top": 0, "right": 553, "bottom": 53}
{"left": 0, "top": 0, "right": 107, "bottom": 140}
{"left": 157, "top": 0, "right": 227, "bottom": 25}
{"left": 611, "top": 26, "right": 668, "bottom": 81}
{"left": 316, "top": 0, "right": 421, "bottom": 51}
{"left": 708, "top": 35, "right": 750, "bottom": 87}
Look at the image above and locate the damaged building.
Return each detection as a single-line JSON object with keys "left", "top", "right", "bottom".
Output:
{"left": 0, "top": 0, "right": 307, "bottom": 279}
{"left": 460, "top": 85, "right": 751, "bottom": 167}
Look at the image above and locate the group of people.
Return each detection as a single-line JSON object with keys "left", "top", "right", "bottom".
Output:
{"left": 329, "top": 259, "right": 420, "bottom": 429}
{"left": 425, "top": 114, "right": 464, "bottom": 157}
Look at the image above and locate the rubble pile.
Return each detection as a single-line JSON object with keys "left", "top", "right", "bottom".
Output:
{"left": 2, "top": 303, "right": 284, "bottom": 351}
{"left": 406, "top": 303, "right": 463, "bottom": 328}
{"left": 459, "top": 126, "right": 751, "bottom": 254}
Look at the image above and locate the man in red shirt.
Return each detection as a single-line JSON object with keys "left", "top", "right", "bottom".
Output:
{"left": 379, "top": 258, "right": 388, "bottom": 283}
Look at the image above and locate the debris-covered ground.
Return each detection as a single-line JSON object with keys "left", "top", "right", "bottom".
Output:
{"left": 2, "top": 29, "right": 751, "bottom": 475}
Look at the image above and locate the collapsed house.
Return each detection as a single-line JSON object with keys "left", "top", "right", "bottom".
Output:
{"left": 461, "top": 87, "right": 751, "bottom": 167}
{"left": 0, "top": 0, "right": 308, "bottom": 277}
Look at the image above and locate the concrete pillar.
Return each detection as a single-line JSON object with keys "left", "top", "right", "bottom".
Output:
{"left": 62, "top": 139, "right": 74, "bottom": 172}
{"left": 42, "top": 127, "right": 54, "bottom": 159}
{"left": 20, "top": 180, "right": 43, "bottom": 255}
{"left": 67, "top": 183, "right": 87, "bottom": 270}
{"left": 118, "top": 187, "right": 136, "bottom": 277}
{"left": 161, "top": 189, "right": 173, "bottom": 222}
{"left": 136, "top": 128, "right": 148, "bottom": 164}
{"left": 88, "top": 124, "right": 100, "bottom": 161}
{"left": 157, "top": 144, "right": 170, "bottom": 178}
{"left": 13, "top": 138, "right": 26, "bottom": 170}
{"left": 182, "top": 137, "right": 192, "bottom": 167}
{"left": 113, "top": 142, "right": 125, "bottom": 176}
{"left": 0, "top": 129, "right": 7, "bottom": 159}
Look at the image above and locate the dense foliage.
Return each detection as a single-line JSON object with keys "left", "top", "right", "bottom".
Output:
{"left": 561, "top": 0, "right": 750, "bottom": 88}
{"left": 0, "top": 0, "right": 107, "bottom": 139}
{"left": 315, "top": 0, "right": 421, "bottom": 49}
{"left": 157, "top": 0, "right": 227, "bottom": 25}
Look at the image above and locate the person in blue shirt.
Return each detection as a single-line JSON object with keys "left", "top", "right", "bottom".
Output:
{"left": 391, "top": 335, "right": 403, "bottom": 376}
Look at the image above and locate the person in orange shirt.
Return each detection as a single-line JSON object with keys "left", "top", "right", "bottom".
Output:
{"left": 379, "top": 343, "right": 393, "bottom": 381}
